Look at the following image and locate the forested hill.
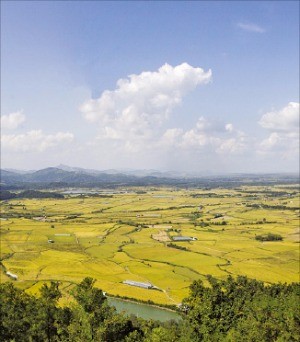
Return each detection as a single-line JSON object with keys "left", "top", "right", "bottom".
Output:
{"left": 1, "top": 167, "right": 299, "bottom": 190}
{"left": 0, "top": 276, "right": 299, "bottom": 341}
{"left": 0, "top": 190, "right": 64, "bottom": 201}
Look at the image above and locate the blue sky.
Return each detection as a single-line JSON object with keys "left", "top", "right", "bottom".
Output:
{"left": 1, "top": 1, "right": 299, "bottom": 173}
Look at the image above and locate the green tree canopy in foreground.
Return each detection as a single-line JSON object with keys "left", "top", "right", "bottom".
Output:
{"left": 0, "top": 276, "right": 299, "bottom": 341}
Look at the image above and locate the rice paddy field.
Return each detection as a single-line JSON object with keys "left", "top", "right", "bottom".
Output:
{"left": 0, "top": 185, "right": 299, "bottom": 305}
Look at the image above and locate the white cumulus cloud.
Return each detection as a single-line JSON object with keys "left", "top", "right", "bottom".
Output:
{"left": 258, "top": 102, "right": 299, "bottom": 157}
{"left": 81, "top": 63, "right": 251, "bottom": 169}
{"left": 258, "top": 102, "right": 299, "bottom": 131}
{"left": 1, "top": 130, "right": 74, "bottom": 152}
{"left": 1, "top": 110, "right": 26, "bottom": 130}
{"left": 161, "top": 128, "right": 184, "bottom": 147}
{"left": 81, "top": 63, "right": 212, "bottom": 145}
{"left": 179, "top": 117, "right": 247, "bottom": 154}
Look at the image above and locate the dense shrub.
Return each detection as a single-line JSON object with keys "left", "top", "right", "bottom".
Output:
{"left": 1, "top": 276, "right": 298, "bottom": 341}
{"left": 255, "top": 233, "right": 283, "bottom": 241}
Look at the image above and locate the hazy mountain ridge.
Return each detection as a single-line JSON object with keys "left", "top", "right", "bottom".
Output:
{"left": 1, "top": 166, "right": 299, "bottom": 190}
{"left": 0, "top": 167, "right": 183, "bottom": 189}
{"left": 1, "top": 167, "right": 137, "bottom": 184}
{"left": 5, "top": 164, "right": 216, "bottom": 179}
{"left": 55, "top": 164, "right": 204, "bottom": 178}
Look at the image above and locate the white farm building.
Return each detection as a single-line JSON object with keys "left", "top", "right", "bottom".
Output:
{"left": 6, "top": 271, "right": 18, "bottom": 280}
{"left": 123, "top": 280, "right": 153, "bottom": 289}
{"left": 172, "top": 236, "right": 197, "bottom": 242}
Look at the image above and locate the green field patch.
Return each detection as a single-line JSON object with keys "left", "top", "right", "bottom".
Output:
{"left": 2, "top": 231, "right": 32, "bottom": 242}
{"left": 73, "top": 230, "right": 101, "bottom": 239}
{"left": 48, "top": 234, "right": 75, "bottom": 242}
{"left": 124, "top": 244, "right": 226, "bottom": 277}
{"left": 273, "top": 249, "right": 299, "bottom": 262}
{"left": 127, "top": 230, "right": 154, "bottom": 244}
{"left": 188, "top": 244, "right": 224, "bottom": 257}
{"left": 104, "top": 225, "right": 134, "bottom": 244}
{"left": 121, "top": 259, "right": 199, "bottom": 293}
{"left": 30, "top": 249, "right": 91, "bottom": 281}
{"left": 226, "top": 249, "right": 271, "bottom": 261}
{"left": 82, "top": 259, "right": 127, "bottom": 280}
{"left": 112, "top": 251, "right": 132, "bottom": 264}
{"left": 85, "top": 244, "right": 117, "bottom": 259}
{"left": 256, "top": 242, "right": 298, "bottom": 253}
{"left": 0, "top": 240, "right": 12, "bottom": 256}
{"left": 213, "top": 238, "right": 260, "bottom": 251}
{"left": 3, "top": 257, "right": 40, "bottom": 279}
{"left": 225, "top": 259, "right": 298, "bottom": 283}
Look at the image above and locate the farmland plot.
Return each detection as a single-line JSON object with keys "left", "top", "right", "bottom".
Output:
{"left": 0, "top": 185, "right": 299, "bottom": 305}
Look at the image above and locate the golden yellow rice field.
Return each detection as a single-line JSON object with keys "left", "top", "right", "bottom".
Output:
{"left": 1, "top": 185, "right": 299, "bottom": 304}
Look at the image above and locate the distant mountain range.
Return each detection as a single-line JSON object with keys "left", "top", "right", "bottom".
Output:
{"left": 0, "top": 166, "right": 298, "bottom": 190}
{"left": 1, "top": 164, "right": 214, "bottom": 182}
{"left": 0, "top": 166, "right": 186, "bottom": 189}
{"left": 54, "top": 164, "right": 209, "bottom": 178}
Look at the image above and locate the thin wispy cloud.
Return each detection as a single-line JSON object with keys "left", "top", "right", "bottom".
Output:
{"left": 237, "top": 22, "right": 266, "bottom": 33}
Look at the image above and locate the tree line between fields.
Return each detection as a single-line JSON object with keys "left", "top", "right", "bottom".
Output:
{"left": 0, "top": 276, "right": 299, "bottom": 341}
